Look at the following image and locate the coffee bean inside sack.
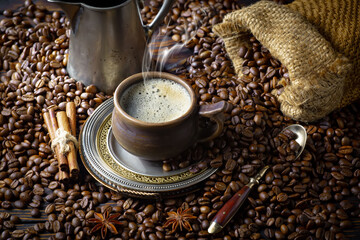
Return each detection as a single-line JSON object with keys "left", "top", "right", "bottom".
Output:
{"left": 238, "top": 37, "right": 290, "bottom": 96}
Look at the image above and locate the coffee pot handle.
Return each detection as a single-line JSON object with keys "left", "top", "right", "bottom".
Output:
{"left": 137, "top": 0, "right": 175, "bottom": 38}
{"left": 198, "top": 101, "right": 228, "bottom": 142}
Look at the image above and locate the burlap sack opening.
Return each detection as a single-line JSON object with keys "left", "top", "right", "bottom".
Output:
{"left": 213, "top": 0, "right": 360, "bottom": 122}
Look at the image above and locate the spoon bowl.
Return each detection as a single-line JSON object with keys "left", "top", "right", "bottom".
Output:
{"left": 281, "top": 124, "right": 307, "bottom": 160}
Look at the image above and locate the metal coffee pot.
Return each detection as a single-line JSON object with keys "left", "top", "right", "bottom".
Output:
{"left": 48, "top": 0, "right": 174, "bottom": 94}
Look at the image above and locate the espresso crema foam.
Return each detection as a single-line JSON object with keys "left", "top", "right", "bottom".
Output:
{"left": 120, "top": 78, "right": 191, "bottom": 123}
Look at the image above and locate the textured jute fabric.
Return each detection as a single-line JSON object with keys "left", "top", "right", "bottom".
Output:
{"left": 213, "top": 0, "right": 360, "bottom": 122}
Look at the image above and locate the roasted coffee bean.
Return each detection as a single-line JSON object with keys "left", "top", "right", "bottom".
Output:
{"left": 264, "top": 228, "right": 275, "bottom": 238}
{"left": 265, "top": 171, "right": 274, "bottom": 184}
{"left": 214, "top": 182, "right": 226, "bottom": 191}
{"left": 225, "top": 159, "right": 237, "bottom": 171}
{"left": 13, "top": 200, "right": 26, "bottom": 209}
{"left": 10, "top": 215, "right": 21, "bottom": 224}
{"left": 210, "top": 156, "right": 223, "bottom": 168}
{"left": 31, "top": 208, "right": 41, "bottom": 217}
{"left": 45, "top": 203, "right": 55, "bottom": 214}
{"left": 319, "top": 192, "right": 332, "bottom": 201}
{"left": 259, "top": 191, "right": 269, "bottom": 202}
{"left": 143, "top": 204, "right": 155, "bottom": 216}
{"left": 238, "top": 46, "right": 247, "bottom": 58}
{"left": 55, "top": 232, "right": 66, "bottom": 240}
{"left": 11, "top": 230, "right": 25, "bottom": 238}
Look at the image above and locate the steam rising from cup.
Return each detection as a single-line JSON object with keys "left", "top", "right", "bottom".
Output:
{"left": 141, "top": 9, "right": 208, "bottom": 81}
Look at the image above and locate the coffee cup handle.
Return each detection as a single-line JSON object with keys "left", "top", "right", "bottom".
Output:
{"left": 198, "top": 101, "right": 227, "bottom": 142}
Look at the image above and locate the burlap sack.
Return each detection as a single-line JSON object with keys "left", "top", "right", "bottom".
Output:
{"left": 213, "top": 0, "right": 360, "bottom": 122}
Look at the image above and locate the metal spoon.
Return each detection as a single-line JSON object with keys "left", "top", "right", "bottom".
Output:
{"left": 281, "top": 124, "right": 307, "bottom": 158}
{"left": 208, "top": 124, "right": 307, "bottom": 234}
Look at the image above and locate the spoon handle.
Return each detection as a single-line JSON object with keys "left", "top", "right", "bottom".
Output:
{"left": 208, "top": 166, "right": 269, "bottom": 234}
{"left": 208, "top": 184, "right": 253, "bottom": 234}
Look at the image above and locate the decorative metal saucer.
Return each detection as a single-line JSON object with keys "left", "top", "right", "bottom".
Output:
{"left": 79, "top": 98, "right": 217, "bottom": 198}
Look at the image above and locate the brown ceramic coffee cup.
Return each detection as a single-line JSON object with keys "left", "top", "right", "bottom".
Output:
{"left": 112, "top": 72, "right": 227, "bottom": 161}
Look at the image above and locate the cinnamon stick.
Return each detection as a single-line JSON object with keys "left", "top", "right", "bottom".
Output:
{"left": 43, "top": 112, "right": 55, "bottom": 138}
{"left": 44, "top": 109, "right": 69, "bottom": 172}
{"left": 59, "top": 170, "right": 69, "bottom": 184}
{"left": 56, "top": 111, "right": 79, "bottom": 178}
{"left": 66, "top": 102, "right": 77, "bottom": 137}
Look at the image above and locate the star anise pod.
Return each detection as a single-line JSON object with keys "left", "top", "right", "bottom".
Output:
{"left": 88, "top": 207, "right": 122, "bottom": 239}
{"left": 163, "top": 207, "right": 197, "bottom": 233}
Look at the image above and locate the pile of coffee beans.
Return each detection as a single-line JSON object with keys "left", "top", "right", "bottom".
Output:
{"left": 0, "top": 0, "right": 359, "bottom": 239}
